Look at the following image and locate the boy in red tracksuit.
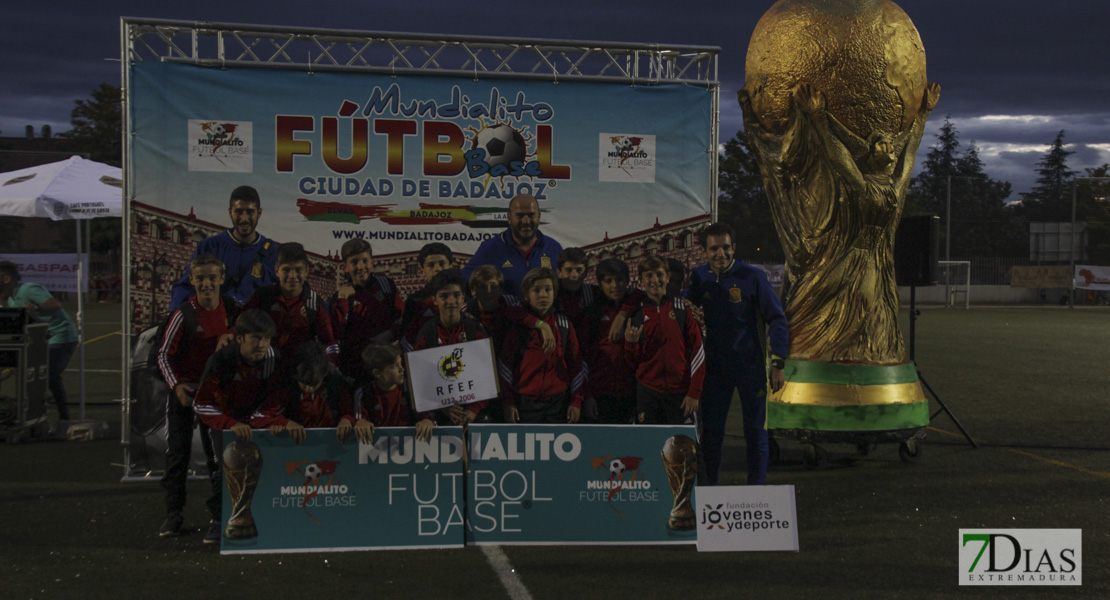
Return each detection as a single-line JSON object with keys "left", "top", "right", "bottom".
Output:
{"left": 412, "top": 269, "right": 490, "bottom": 425}
{"left": 401, "top": 243, "right": 455, "bottom": 352}
{"left": 580, "top": 258, "right": 638, "bottom": 424}
{"left": 465, "top": 264, "right": 554, "bottom": 355}
{"left": 557, "top": 248, "right": 641, "bottom": 359}
{"left": 155, "top": 253, "right": 237, "bottom": 538}
{"left": 328, "top": 239, "right": 403, "bottom": 380}
{"left": 466, "top": 265, "right": 560, "bottom": 422}
{"left": 465, "top": 265, "right": 514, "bottom": 352}
{"left": 250, "top": 342, "right": 370, "bottom": 445}
{"left": 244, "top": 242, "right": 338, "bottom": 377}
{"left": 624, "top": 255, "right": 705, "bottom": 425}
{"left": 500, "top": 267, "right": 584, "bottom": 425}
{"left": 355, "top": 344, "right": 434, "bottom": 442}
{"left": 192, "top": 308, "right": 280, "bottom": 544}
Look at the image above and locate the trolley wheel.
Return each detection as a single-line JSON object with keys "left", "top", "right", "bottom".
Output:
{"left": 802, "top": 444, "right": 828, "bottom": 470}
{"left": 898, "top": 439, "right": 922, "bottom": 463}
{"left": 769, "top": 437, "right": 781, "bottom": 463}
{"left": 31, "top": 420, "right": 52, "bottom": 439}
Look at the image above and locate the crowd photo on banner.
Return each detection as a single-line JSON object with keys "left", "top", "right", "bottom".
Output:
{"left": 149, "top": 185, "right": 788, "bottom": 545}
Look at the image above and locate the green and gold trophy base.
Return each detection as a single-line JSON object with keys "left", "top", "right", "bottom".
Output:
{"left": 768, "top": 361, "right": 928, "bottom": 440}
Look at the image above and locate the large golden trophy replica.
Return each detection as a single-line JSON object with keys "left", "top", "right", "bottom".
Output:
{"left": 661, "top": 435, "right": 697, "bottom": 530}
{"left": 740, "top": 0, "right": 939, "bottom": 461}
{"left": 222, "top": 440, "right": 264, "bottom": 540}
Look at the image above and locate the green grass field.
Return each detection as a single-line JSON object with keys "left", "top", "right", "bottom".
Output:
{"left": 1, "top": 302, "right": 1107, "bottom": 599}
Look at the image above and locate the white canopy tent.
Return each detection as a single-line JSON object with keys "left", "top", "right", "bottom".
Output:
{"left": 0, "top": 155, "right": 123, "bottom": 219}
{"left": 0, "top": 156, "right": 123, "bottom": 421}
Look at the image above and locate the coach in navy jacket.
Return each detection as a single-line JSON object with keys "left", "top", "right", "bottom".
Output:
{"left": 462, "top": 193, "right": 563, "bottom": 297}
{"left": 688, "top": 222, "right": 789, "bottom": 487}
{"left": 169, "top": 186, "right": 278, "bottom": 311}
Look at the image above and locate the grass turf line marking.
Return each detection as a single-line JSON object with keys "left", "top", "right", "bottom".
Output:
{"left": 928, "top": 426, "right": 1110, "bottom": 481}
{"left": 84, "top": 330, "right": 121, "bottom": 345}
{"left": 482, "top": 545, "right": 534, "bottom": 600}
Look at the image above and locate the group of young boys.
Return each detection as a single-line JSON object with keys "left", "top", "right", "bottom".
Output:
{"left": 156, "top": 234, "right": 706, "bottom": 543}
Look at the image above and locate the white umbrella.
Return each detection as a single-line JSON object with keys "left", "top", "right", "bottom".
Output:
{"left": 0, "top": 155, "right": 122, "bottom": 220}
{"left": 0, "top": 155, "right": 123, "bottom": 425}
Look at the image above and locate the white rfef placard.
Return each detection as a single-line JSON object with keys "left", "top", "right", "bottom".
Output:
{"left": 695, "top": 485, "right": 799, "bottom": 552}
{"left": 405, "top": 338, "right": 498, "bottom": 413}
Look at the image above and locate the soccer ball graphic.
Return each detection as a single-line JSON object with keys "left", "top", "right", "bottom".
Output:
{"left": 304, "top": 463, "right": 322, "bottom": 484}
{"left": 473, "top": 124, "right": 526, "bottom": 168}
{"left": 616, "top": 136, "right": 636, "bottom": 152}
{"left": 609, "top": 459, "right": 626, "bottom": 477}
{"left": 210, "top": 123, "right": 227, "bottom": 137}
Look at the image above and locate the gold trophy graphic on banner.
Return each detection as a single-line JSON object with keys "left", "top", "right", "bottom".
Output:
{"left": 740, "top": 0, "right": 938, "bottom": 457}
{"left": 661, "top": 435, "right": 697, "bottom": 530}
{"left": 222, "top": 440, "right": 264, "bottom": 540}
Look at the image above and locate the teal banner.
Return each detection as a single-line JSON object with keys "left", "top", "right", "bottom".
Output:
{"left": 218, "top": 427, "right": 465, "bottom": 554}
{"left": 466, "top": 424, "right": 699, "bottom": 545}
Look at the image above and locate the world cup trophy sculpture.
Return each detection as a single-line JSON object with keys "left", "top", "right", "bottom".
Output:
{"left": 222, "top": 440, "right": 263, "bottom": 540}
{"left": 661, "top": 435, "right": 698, "bottom": 530}
{"left": 740, "top": 0, "right": 939, "bottom": 453}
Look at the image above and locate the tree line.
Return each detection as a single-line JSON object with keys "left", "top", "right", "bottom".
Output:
{"left": 719, "top": 117, "right": 1110, "bottom": 265}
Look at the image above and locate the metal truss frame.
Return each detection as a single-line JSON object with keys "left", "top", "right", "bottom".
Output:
{"left": 122, "top": 19, "right": 719, "bottom": 86}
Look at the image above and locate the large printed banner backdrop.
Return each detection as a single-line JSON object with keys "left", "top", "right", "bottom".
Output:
{"left": 219, "top": 427, "right": 466, "bottom": 554}
{"left": 466, "top": 424, "right": 698, "bottom": 545}
{"left": 130, "top": 62, "right": 713, "bottom": 257}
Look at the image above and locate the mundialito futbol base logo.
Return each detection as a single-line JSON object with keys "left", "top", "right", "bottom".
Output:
{"left": 188, "top": 119, "right": 253, "bottom": 173}
{"left": 598, "top": 133, "right": 656, "bottom": 183}
{"left": 959, "top": 529, "right": 1081, "bottom": 586}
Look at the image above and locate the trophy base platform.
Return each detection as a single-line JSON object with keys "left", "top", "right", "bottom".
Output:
{"left": 768, "top": 360, "right": 929, "bottom": 432}
{"left": 667, "top": 516, "right": 696, "bottom": 531}
{"left": 224, "top": 523, "right": 259, "bottom": 540}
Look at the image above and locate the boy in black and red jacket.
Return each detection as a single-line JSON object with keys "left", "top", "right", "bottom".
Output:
{"left": 412, "top": 269, "right": 490, "bottom": 425}
{"left": 580, "top": 258, "right": 638, "bottom": 424}
{"left": 400, "top": 243, "right": 455, "bottom": 352}
{"left": 328, "top": 239, "right": 403, "bottom": 381}
{"left": 155, "top": 253, "right": 237, "bottom": 538}
{"left": 192, "top": 309, "right": 280, "bottom": 544}
{"left": 244, "top": 242, "right": 338, "bottom": 377}
{"left": 250, "top": 342, "right": 370, "bottom": 444}
{"left": 355, "top": 344, "right": 434, "bottom": 441}
{"left": 554, "top": 247, "right": 594, "bottom": 335}
{"left": 624, "top": 255, "right": 705, "bottom": 425}
{"left": 500, "top": 267, "right": 584, "bottom": 424}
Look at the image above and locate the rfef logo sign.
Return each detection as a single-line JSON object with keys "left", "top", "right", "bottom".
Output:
{"left": 406, "top": 338, "right": 498, "bottom": 413}
{"left": 959, "top": 529, "right": 1081, "bottom": 586}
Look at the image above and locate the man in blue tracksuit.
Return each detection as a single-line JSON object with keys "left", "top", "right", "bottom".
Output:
{"left": 168, "top": 186, "right": 278, "bottom": 312}
{"left": 687, "top": 222, "right": 788, "bottom": 486}
{"left": 462, "top": 194, "right": 562, "bottom": 297}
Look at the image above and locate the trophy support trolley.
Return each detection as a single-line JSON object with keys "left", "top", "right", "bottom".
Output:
{"left": 772, "top": 427, "right": 926, "bottom": 469}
